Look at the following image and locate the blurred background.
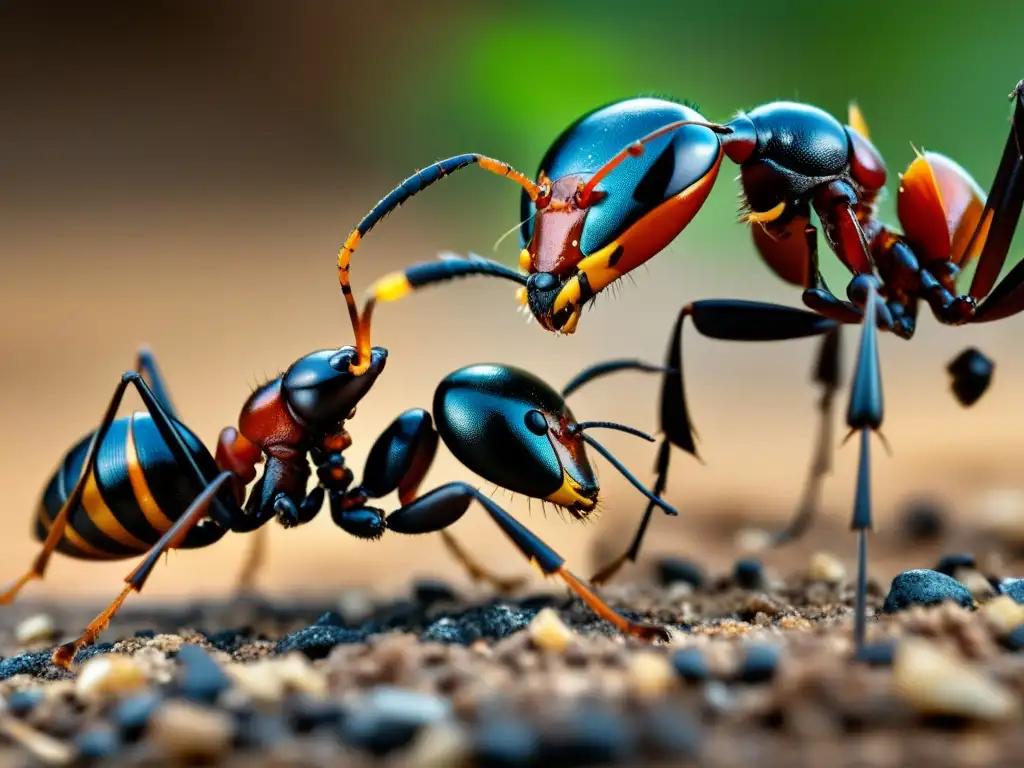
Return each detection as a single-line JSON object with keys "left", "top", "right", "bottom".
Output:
{"left": 2, "top": 0, "right": 1024, "bottom": 602}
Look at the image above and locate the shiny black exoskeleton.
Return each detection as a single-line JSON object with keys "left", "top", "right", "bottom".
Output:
{"left": 6, "top": 345, "right": 679, "bottom": 665}
{"left": 347, "top": 81, "right": 1024, "bottom": 658}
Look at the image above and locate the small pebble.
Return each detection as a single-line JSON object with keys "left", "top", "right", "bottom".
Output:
{"left": 656, "top": 557, "right": 705, "bottom": 589}
{"left": 73, "top": 727, "right": 120, "bottom": 761}
{"left": 150, "top": 700, "right": 234, "bottom": 761}
{"left": 6, "top": 689, "right": 44, "bottom": 717}
{"left": 336, "top": 589, "right": 376, "bottom": 626}
{"left": 897, "top": 497, "right": 947, "bottom": 543}
{"left": 113, "top": 693, "right": 161, "bottom": 742}
{"left": 935, "top": 553, "right": 977, "bottom": 577}
{"left": 341, "top": 686, "right": 451, "bottom": 757}
{"left": 959, "top": 568, "right": 998, "bottom": 600}
{"left": 856, "top": 641, "right": 897, "bottom": 667}
{"left": 413, "top": 579, "right": 459, "bottom": 606}
{"left": 735, "top": 528, "right": 772, "bottom": 553}
{"left": 671, "top": 646, "right": 710, "bottom": 683}
{"left": 15, "top": 614, "right": 57, "bottom": 646}
{"left": 627, "top": 652, "right": 676, "bottom": 697}
{"left": 421, "top": 604, "right": 533, "bottom": 644}
{"left": 882, "top": 569, "right": 973, "bottom": 613}
{"left": 76, "top": 654, "right": 148, "bottom": 702}
{"left": 808, "top": 552, "right": 845, "bottom": 585}
{"left": 893, "top": 636, "right": 1019, "bottom": 721}
{"left": 637, "top": 707, "right": 702, "bottom": 759}
{"left": 539, "top": 707, "right": 633, "bottom": 766}
{"left": 527, "top": 607, "right": 575, "bottom": 652}
{"left": 1004, "top": 625, "right": 1024, "bottom": 652}
{"left": 981, "top": 595, "right": 1024, "bottom": 635}
{"left": 176, "top": 643, "right": 231, "bottom": 705}
{"left": 1000, "top": 578, "right": 1024, "bottom": 604}
{"left": 287, "top": 694, "right": 344, "bottom": 733}
{"left": 0, "top": 650, "right": 57, "bottom": 681}
{"left": 735, "top": 643, "right": 780, "bottom": 684}
{"left": 733, "top": 559, "right": 765, "bottom": 589}
{"left": 235, "top": 711, "right": 291, "bottom": 750}
{"left": 275, "top": 624, "right": 364, "bottom": 659}
{"left": 472, "top": 715, "right": 540, "bottom": 767}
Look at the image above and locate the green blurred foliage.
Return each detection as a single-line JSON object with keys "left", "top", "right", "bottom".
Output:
{"left": 342, "top": 0, "right": 1023, "bottom": 288}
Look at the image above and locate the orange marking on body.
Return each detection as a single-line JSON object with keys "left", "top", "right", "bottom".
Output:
{"left": 37, "top": 503, "right": 115, "bottom": 560}
{"left": 81, "top": 471, "right": 149, "bottom": 551}
{"left": 126, "top": 415, "right": 174, "bottom": 534}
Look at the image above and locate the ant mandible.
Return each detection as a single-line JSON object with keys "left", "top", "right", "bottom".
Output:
{"left": 4, "top": 336, "right": 677, "bottom": 666}
{"left": 331, "top": 81, "right": 1024, "bottom": 655}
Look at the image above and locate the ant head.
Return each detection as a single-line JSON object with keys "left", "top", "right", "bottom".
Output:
{"left": 519, "top": 97, "right": 724, "bottom": 333}
{"left": 433, "top": 364, "right": 598, "bottom": 516}
{"left": 282, "top": 346, "right": 388, "bottom": 429}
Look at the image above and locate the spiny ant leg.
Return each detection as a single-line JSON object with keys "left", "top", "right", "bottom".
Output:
{"left": 772, "top": 326, "right": 842, "bottom": 545}
{"left": 384, "top": 483, "right": 669, "bottom": 640}
{"left": 0, "top": 375, "right": 140, "bottom": 604}
{"left": 846, "top": 283, "right": 885, "bottom": 657}
{"left": 52, "top": 472, "right": 235, "bottom": 667}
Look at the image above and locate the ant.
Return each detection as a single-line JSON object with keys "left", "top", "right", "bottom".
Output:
{"left": 331, "top": 81, "right": 1024, "bottom": 654}
{"left": 4, "top": 338, "right": 678, "bottom": 666}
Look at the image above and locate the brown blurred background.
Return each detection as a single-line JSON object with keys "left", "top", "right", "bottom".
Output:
{"left": 2, "top": 1, "right": 1024, "bottom": 602}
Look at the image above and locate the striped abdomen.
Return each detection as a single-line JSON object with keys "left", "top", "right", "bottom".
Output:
{"left": 36, "top": 412, "right": 226, "bottom": 560}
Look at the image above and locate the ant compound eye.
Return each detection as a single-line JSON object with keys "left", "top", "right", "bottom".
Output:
{"left": 524, "top": 409, "right": 549, "bottom": 436}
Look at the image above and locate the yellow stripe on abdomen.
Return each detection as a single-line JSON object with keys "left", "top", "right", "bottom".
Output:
{"left": 126, "top": 415, "right": 175, "bottom": 534}
{"left": 81, "top": 467, "right": 150, "bottom": 551}
{"left": 37, "top": 503, "right": 117, "bottom": 560}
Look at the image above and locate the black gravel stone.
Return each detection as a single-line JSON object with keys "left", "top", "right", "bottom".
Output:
{"left": 202, "top": 628, "right": 253, "bottom": 654}
{"left": 72, "top": 643, "right": 116, "bottom": 664}
{"left": 236, "top": 712, "right": 292, "bottom": 749}
{"left": 413, "top": 579, "right": 460, "bottom": 607}
{"left": 0, "top": 650, "right": 60, "bottom": 681}
{"left": 472, "top": 716, "right": 541, "bottom": 767}
{"left": 934, "top": 553, "right": 977, "bottom": 577}
{"left": 897, "top": 498, "right": 947, "bottom": 543}
{"left": 275, "top": 624, "right": 366, "bottom": 659}
{"left": 882, "top": 569, "right": 973, "bottom": 613}
{"left": 340, "top": 686, "right": 451, "bottom": 757}
{"left": 637, "top": 707, "right": 702, "bottom": 759}
{"left": 671, "top": 646, "right": 710, "bottom": 683}
{"left": 856, "top": 641, "right": 897, "bottom": 666}
{"left": 74, "top": 728, "right": 120, "bottom": 761}
{"left": 287, "top": 694, "right": 345, "bottom": 733}
{"left": 6, "top": 689, "right": 44, "bottom": 717}
{"left": 539, "top": 707, "right": 634, "bottom": 766}
{"left": 176, "top": 643, "right": 231, "bottom": 704}
{"left": 314, "top": 611, "right": 347, "bottom": 628}
{"left": 1004, "top": 625, "right": 1024, "bottom": 651}
{"left": 113, "top": 693, "right": 161, "bottom": 742}
{"left": 133, "top": 629, "right": 156, "bottom": 639}
{"left": 733, "top": 559, "right": 764, "bottom": 590}
{"left": 516, "top": 593, "right": 567, "bottom": 612}
{"left": 736, "top": 643, "right": 781, "bottom": 684}
{"left": 656, "top": 557, "right": 705, "bottom": 589}
{"left": 421, "top": 604, "right": 536, "bottom": 644}
{"left": 1000, "top": 579, "right": 1024, "bottom": 604}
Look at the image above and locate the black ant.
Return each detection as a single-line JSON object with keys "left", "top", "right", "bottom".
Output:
{"left": 4, "top": 341, "right": 677, "bottom": 666}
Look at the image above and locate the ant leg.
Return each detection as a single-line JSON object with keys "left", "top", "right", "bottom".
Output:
{"left": 847, "top": 284, "right": 885, "bottom": 656}
{"left": 591, "top": 299, "right": 845, "bottom": 582}
{"left": 134, "top": 346, "right": 178, "bottom": 418}
{"left": 52, "top": 472, "right": 235, "bottom": 667}
{"left": 966, "top": 81, "right": 1024, "bottom": 321}
{"left": 352, "top": 409, "right": 525, "bottom": 592}
{"left": 0, "top": 375, "right": 141, "bottom": 604}
{"left": 385, "top": 482, "right": 669, "bottom": 640}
